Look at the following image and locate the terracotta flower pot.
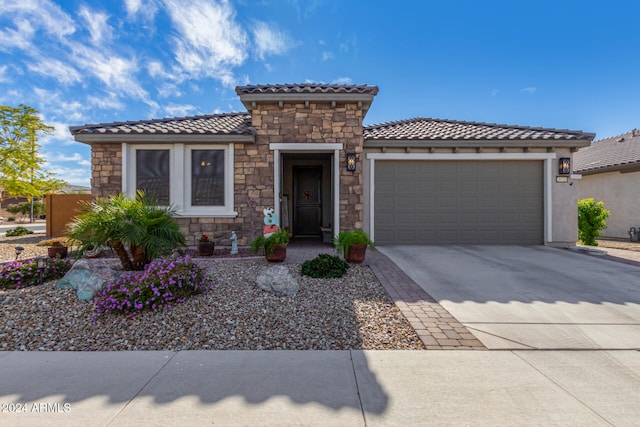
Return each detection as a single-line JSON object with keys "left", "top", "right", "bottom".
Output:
{"left": 345, "top": 244, "right": 367, "bottom": 263}
{"left": 197, "top": 241, "right": 215, "bottom": 256}
{"left": 48, "top": 246, "right": 68, "bottom": 259}
{"left": 265, "top": 244, "right": 287, "bottom": 262}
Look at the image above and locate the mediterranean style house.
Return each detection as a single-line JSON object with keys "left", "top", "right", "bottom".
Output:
{"left": 70, "top": 84, "right": 594, "bottom": 247}
{"left": 574, "top": 129, "right": 640, "bottom": 239}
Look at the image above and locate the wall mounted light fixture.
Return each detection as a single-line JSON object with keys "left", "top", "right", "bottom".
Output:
{"left": 346, "top": 152, "right": 356, "bottom": 171}
{"left": 558, "top": 157, "right": 571, "bottom": 175}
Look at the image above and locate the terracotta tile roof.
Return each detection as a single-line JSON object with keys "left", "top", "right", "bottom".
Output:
{"left": 364, "top": 117, "right": 594, "bottom": 141}
{"left": 69, "top": 112, "right": 254, "bottom": 136}
{"left": 235, "top": 83, "right": 379, "bottom": 96}
{"left": 573, "top": 129, "right": 640, "bottom": 174}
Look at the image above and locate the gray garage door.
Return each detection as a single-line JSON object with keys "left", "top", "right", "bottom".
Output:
{"left": 374, "top": 161, "right": 543, "bottom": 245}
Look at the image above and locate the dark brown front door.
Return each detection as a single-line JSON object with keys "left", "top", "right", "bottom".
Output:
{"left": 293, "top": 166, "right": 322, "bottom": 236}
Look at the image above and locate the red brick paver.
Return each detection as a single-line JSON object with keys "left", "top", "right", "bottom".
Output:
{"left": 286, "top": 240, "right": 486, "bottom": 350}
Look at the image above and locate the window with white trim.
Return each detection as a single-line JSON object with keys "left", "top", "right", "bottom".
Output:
{"left": 125, "top": 143, "right": 236, "bottom": 217}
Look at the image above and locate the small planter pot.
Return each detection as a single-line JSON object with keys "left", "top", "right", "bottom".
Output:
{"left": 48, "top": 246, "right": 68, "bottom": 259}
{"left": 197, "top": 241, "right": 215, "bottom": 256}
{"left": 345, "top": 244, "right": 367, "bottom": 263}
{"left": 265, "top": 244, "right": 287, "bottom": 262}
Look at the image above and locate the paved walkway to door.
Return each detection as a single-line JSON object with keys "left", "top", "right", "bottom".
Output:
{"left": 285, "top": 239, "right": 486, "bottom": 350}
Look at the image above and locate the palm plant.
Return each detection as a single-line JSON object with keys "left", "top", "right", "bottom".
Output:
{"left": 67, "top": 191, "right": 185, "bottom": 270}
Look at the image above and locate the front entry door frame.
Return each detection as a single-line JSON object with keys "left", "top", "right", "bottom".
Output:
{"left": 293, "top": 165, "right": 323, "bottom": 236}
{"left": 270, "top": 143, "right": 343, "bottom": 238}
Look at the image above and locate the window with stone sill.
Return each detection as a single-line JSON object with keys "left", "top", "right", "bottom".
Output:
{"left": 125, "top": 144, "right": 236, "bottom": 217}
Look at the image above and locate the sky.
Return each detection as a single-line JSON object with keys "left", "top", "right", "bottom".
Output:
{"left": 1, "top": 0, "right": 639, "bottom": 187}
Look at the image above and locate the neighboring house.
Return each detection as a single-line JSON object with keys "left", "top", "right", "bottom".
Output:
{"left": 574, "top": 129, "right": 640, "bottom": 239}
{"left": 69, "top": 83, "right": 594, "bottom": 247}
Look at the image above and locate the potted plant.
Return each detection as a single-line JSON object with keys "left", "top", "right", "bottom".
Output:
{"left": 333, "top": 230, "right": 375, "bottom": 263}
{"left": 197, "top": 234, "right": 215, "bottom": 256}
{"left": 249, "top": 229, "right": 291, "bottom": 262}
{"left": 47, "top": 241, "right": 68, "bottom": 259}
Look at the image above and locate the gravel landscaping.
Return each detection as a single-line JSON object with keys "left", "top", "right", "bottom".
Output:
{"left": 0, "top": 236, "right": 425, "bottom": 351}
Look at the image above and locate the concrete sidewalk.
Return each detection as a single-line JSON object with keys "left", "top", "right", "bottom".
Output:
{"left": 1, "top": 350, "right": 639, "bottom": 426}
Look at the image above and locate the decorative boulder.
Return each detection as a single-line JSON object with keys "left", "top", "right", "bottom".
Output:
{"left": 256, "top": 265, "right": 299, "bottom": 296}
{"left": 55, "top": 259, "right": 124, "bottom": 301}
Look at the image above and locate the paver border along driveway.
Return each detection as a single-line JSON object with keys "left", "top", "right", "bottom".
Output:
{"left": 379, "top": 245, "right": 640, "bottom": 349}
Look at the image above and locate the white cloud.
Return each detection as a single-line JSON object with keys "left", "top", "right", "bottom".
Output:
{"left": 0, "top": 65, "right": 9, "bottom": 82}
{"left": 332, "top": 77, "right": 352, "bottom": 85}
{"left": 27, "top": 56, "right": 82, "bottom": 85}
{"left": 39, "top": 121, "right": 78, "bottom": 146}
{"left": 0, "top": 0, "right": 76, "bottom": 41}
{"left": 124, "top": 0, "right": 158, "bottom": 21}
{"left": 322, "top": 51, "right": 334, "bottom": 61}
{"left": 521, "top": 87, "right": 537, "bottom": 94}
{"left": 32, "top": 88, "right": 86, "bottom": 122}
{"left": 0, "top": 19, "right": 35, "bottom": 51}
{"left": 70, "top": 43, "right": 151, "bottom": 104}
{"left": 53, "top": 152, "right": 84, "bottom": 162}
{"left": 252, "top": 21, "right": 293, "bottom": 60}
{"left": 45, "top": 164, "right": 91, "bottom": 186}
{"left": 79, "top": 6, "right": 113, "bottom": 45}
{"left": 87, "top": 92, "right": 126, "bottom": 111}
{"left": 163, "top": 103, "right": 197, "bottom": 117}
{"left": 163, "top": 0, "right": 248, "bottom": 86}
{"left": 157, "top": 83, "right": 182, "bottom": 98}
{"left": 124, "top": 0, "right": 143, "bottom": 16}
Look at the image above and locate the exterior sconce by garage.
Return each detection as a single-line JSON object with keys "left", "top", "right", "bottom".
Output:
{"left": 558, "top": 157, "right": 571, "bottom": 175}
{"left": 346, "top": 152, "right": 356, "bottom": 172}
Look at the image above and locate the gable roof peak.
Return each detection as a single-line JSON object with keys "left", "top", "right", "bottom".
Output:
{"left": 235, "top": 83, "right": 379, "bottom": 95}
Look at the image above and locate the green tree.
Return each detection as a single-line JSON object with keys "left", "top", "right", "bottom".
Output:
{"left": 6, "top": 201, "right": 45, "bottom": 219}
{"left": 0, "top": 104, "right": 64, "bottom": 221}
{"left": 67, "top": 191, "right": 186, "bottom": 271}
{"left": 577, "top": 198, "right": 611, "bottom": 246}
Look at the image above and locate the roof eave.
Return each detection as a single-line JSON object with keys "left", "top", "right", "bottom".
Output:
{"left": 72, "top": 134, "right": 256, "bottom": 144}
{"left": 575, "top": 162, "right": 640, "bottom": 175}
{"left": 363, "top": 138, "right": 593, "bottom": 149}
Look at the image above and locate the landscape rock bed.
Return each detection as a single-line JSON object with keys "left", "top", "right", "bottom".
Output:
{"left": 0, "top": 259, "right": 425, "bottom": 351}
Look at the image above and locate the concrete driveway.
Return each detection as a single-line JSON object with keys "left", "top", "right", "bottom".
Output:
{"left": 379, "top": 246, "right": 640, "bottom": 350}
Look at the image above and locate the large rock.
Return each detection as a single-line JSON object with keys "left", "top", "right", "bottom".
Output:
{"left": 55, "top": 259, "right": 124, "bottom": 301}
{"left": 255, "top": 265, "right": 299, "bottom": 296}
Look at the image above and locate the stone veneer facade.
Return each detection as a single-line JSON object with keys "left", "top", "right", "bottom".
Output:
{"left": 87, "top": 99, "right": 367, "bottom": 247}
{"left": 249, "top": 101, "right": 365, "bottom": 231}
{"left": 90, "top": 143, "right": 122, "bottom": 198}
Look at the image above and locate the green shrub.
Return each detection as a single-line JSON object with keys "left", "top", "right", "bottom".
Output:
{"left": 0, "top": 259, "right": 71, "bottom": 289}
{"left": 301, "top": 253, "right": 350, "bottom": 279}
{"left": 7, "top": 216, "right": 15, "bottom": 222}
{"left": 93, "top": 255, "right": 208, "bottom": 317}
{"left": 578, "top": 198, "right": 610, "bottom": 246}
{"left": 5, "top": 226, "right": 34, "bottom": 237}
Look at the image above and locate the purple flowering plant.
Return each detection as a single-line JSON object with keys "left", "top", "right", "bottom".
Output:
{"left": 93, "top": 254, "right": 208, "bottom": 317}
{"left": 0, "top": 259, "right": 72, "bottom": 290}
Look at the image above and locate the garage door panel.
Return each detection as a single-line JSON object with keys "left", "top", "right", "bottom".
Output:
{"left": 375, "top": 160, "right": 543, "bottom": 245}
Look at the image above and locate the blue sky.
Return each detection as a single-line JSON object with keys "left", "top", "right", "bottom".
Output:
{"left": 1, "top": 0, "right": 639, "bottom": 187}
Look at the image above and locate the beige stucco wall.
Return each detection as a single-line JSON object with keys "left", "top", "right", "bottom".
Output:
{"left": 577, "top": 170, "right": 640, "bottom": 238}
{"left": 550, "top": 148, "right": 579, "bottom": 245}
